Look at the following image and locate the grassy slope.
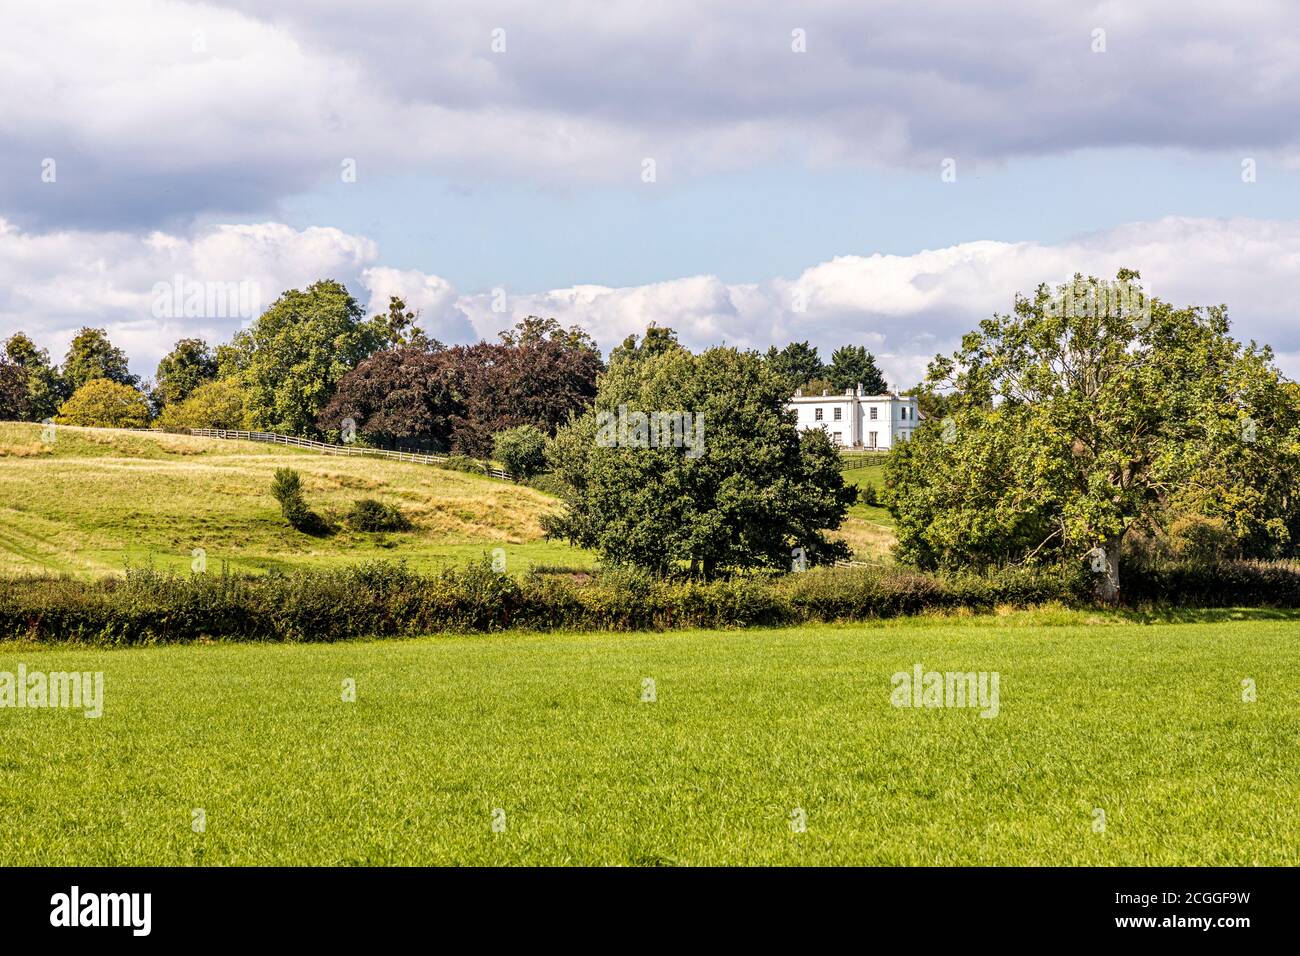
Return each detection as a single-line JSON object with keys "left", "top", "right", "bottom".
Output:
{"left": 0, "top": 423, "right": 589, "bottom": 575}
{"left": 836, "top": 461, "right": 896, "bottom": 561}
{"left": 2, "top": 609, "right": 1296, "bottom": 865}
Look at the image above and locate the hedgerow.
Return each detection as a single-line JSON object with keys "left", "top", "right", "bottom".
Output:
{"left": 1, "top": 559, "right": 1296, "bottom": 645}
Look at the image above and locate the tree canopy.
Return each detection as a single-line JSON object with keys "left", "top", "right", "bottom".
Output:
{"left": 55, "top": 379, "right": 150, "bottom": 428}
{"left": 62, "top": 328, "right": 137, "bottom": 393}
{"left": 222, "top": 280, "right": 385, "bottom": 436}
{"left": 153, "top": 338, "right": 218, "bottom": 409}
{"left": 885, "top": 270, "right": 1300, "bottom": 601}
{"left": 545, "top": 332, "right": 854, "bottom": 576}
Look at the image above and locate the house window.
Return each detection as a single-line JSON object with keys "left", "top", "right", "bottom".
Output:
{"left": 815, "top": 408, "right": 823, "bottom": 421}
{"left": 901, "top": 406, "right": 909, "bottom": 420}
{"left": 832, "top": 431, "right": 843, "bottom": 445}
{"left": 833, "top": 407, "right": 842, "bottom": 421}
{"left": 869, "top": 407, "right": 878, "bottom": 420}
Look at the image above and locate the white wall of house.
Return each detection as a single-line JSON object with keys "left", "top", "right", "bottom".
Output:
{"left": 784, "top": 385, "right": 920, "bottom": 449}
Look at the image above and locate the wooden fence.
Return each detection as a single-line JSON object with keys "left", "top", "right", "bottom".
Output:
{"left": 187, "top": 428, "right": 514, "bottom": 480}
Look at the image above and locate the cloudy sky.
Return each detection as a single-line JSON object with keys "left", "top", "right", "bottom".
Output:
{"left": 4, "top": 0, "right": 1300, "bottom": 386}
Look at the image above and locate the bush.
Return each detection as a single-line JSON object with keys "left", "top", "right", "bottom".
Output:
{"left": 4, "top": 559, "right": 1296, "bottom": 646}
{"left": 346, "top": 498, "right": 411, "bottom": 532}
{"left": 156, "top": 379, "right": 249, "bottom": 431}
{"left": 859, "top": 483, "right": 879, "bottom": 507}
{"left": 271, "top": 468, "right": 325, "bottom": 533}
{"left": 442, "top": 455, "right": 488, "bottom": 475}
{"left": 55, "top": 379, "right": 150, "bottom": 428}
{"left": 493, "top": 424, "right": 548, "bottom": 478}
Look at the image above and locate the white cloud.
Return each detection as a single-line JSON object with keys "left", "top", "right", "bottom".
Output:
{"left": 4, "top": 216, "right": 1300, "bottom": 387}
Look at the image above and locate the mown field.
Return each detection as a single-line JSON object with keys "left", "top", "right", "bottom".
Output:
{"left": 1, "top": 609, "right": 1296, "bottom": 866}
{"left": 0, "top": 423, "right": 588, "bottom": 575}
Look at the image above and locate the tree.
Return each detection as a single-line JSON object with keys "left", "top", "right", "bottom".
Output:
{"left": 227, "top": 280, "right": 385, "bottom": 436}
{"left": 545, "top": 343, "right": 855, "bottom": 577}
{"left": 153, "top": 338, "right": 217, "bottom": 409}
{"left": 3, "top": 332, "right": 64, "bottom": 420}
{"left": 375, "top": 296, "right": 438, "bottom": 351}
{"left": 62, "top": 328, "right": 137, "bottom": 393}
{"left": 156, "top": 379, "right": 250, "bottom": 431}
{"left": 608, "top": 324, "right": 679, "bottom": 365}
{"left": 0, "top": 359, "right": 29, "bottom": 420}
{"left": 827, "top": 345, "right": 888, "bottom": 394}
{"left": 316, "top": 346, "right": 461, "bottom": 449}
{"left": 439, "top": 316, "right": 604, "bottom": 456}
{"left": 764, "top": 341, "right": 825, "bottom": 391}
{"left": 270, "top": 467, "right": 324, "bottom": 533}
{"left": 493, "top": 424, "right": 547, "bottom": 478}
{"left": 55, "top": 379, "right": 150, "bottom": 428}
{"left": 885, "top": 269, "right": 1296, "bottom": 602}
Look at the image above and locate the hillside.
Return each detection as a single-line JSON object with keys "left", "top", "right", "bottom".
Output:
{"left": 0, "top": 423, "right": 587, "bottom": 576}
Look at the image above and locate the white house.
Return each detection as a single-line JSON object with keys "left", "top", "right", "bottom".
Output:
{"left": 785, "top": 384, "right": 920, "bottom": 449}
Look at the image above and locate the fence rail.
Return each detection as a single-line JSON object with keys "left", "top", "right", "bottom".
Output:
{"left": 187, "top": 428, "right": 514, "bottom": 480}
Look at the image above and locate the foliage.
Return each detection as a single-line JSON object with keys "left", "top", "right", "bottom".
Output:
{"left": 0, "top": 359, "right": 29, "bottom": 420}
{"left": 6, "top": 558, "right": 1299, "bottom": 645}
{"left": 346, "top": 498, "right": 411, "bottom": 532}
{"left": 3, "top": 332, "right": 64, "bottom": 420}
{"left": 271, "top": 467, "right": 324, "bottom": 533}
{"left": 153, "top": 338, "right": 217, "bottom": 408}
{"left": 55, "top": 379, "right": 150, "bottom": 428}
{"left": 764, "top": 340, "right": 824, "bottom": 390}
{"left": 225, "top": 280, "right": 385, "bottom": 437}
{"left": 155, "top": 378, "right": 250, "bottom": 431}
{"left": 545, "top": 337, "right": 855, "bottom": 576}
{"left": 827, "top": 345, "right": 888, "bottom": 394}
{"left": 316, "top": 345, "right": 459, "bottom": 449}
{"left": 885, "top": 270, "right": 1300, "bottom": 602}
{"left": 493, "top": 424, "right": 547, "bottom": 477}
{"left": 62, "top": 327, "right": 138, "bottom": 392}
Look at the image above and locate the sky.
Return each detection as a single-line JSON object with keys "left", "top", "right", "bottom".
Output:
{"left": 4, "top": 0, "right": 1300, "bottom": 387}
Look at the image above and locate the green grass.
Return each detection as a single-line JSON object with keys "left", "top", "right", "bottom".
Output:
{"left": 2, "top": 610, "right": 1296, "bottom": 865}
{"left": 0, "top": 423, "right": 591, "bottom": 575}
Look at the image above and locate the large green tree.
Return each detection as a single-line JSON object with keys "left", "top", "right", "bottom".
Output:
{"left": 62, "top": 327, "right": 137, "bottom": 393}
{"left": 886, "top": 270, "right": 1300, "bottom": 602}
{"left": 764, "top": 341, "right": 825, "bottom": 391}
{"left": 827, "top": 345, "right": 888, "bottom": 394}
{"left": 55, "top": 379, "right": 150, "bottom": 428}
{"left": 224, "top": 280, "right": 385, "bottom": 436}
{"left": 546, "top": 334, "right": 854, "bottom": 576}
{"left": 2, "top": 332, "right": 64, "bottom": 420}
{"left": 153, "top": 337, "right": 218, "bottom": 409}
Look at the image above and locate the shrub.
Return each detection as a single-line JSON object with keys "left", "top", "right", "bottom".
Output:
{"left": 859, "top": 483, "right": 879, "bottom": 507}
{"left": 346, "top": 498, "right": 411, "bottom": 532}
{"left": 493, "top": 424, "right": 548, "bottom": 478}
{"left": 156, "top": 379, "right": 249, "bottom": 431}
{"left": 4, "top": 559, "right": 1296, "bottom": 646}
{"left": 55, "top": 379, "right": 150, "bottom": 428}
{"left": 442, "top": 455, "right": 487, "bottom": 475}
{"left": 271, "top": 468, "right": 325, "bottom": 533}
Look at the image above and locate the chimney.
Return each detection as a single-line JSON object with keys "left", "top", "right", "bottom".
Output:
{"left": 794, "top": 387, "right": 802, "bottom": 397}
{"left": 856, "top": 382, "right": 863, "bottom": 396}
{"left": 821, "top": 389, "right": 828, "bottom": 397}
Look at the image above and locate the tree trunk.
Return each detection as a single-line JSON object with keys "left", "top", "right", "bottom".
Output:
{"left": 1094, "top": 536, "right": 1122, "bottom": 605}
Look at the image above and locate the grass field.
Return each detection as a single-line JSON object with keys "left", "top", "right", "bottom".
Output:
{"left": 2, "top": 609, "right": 1296, "bottom": 866}
{"left": 0, "top": 423, "right": 589, "bottom": 576}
